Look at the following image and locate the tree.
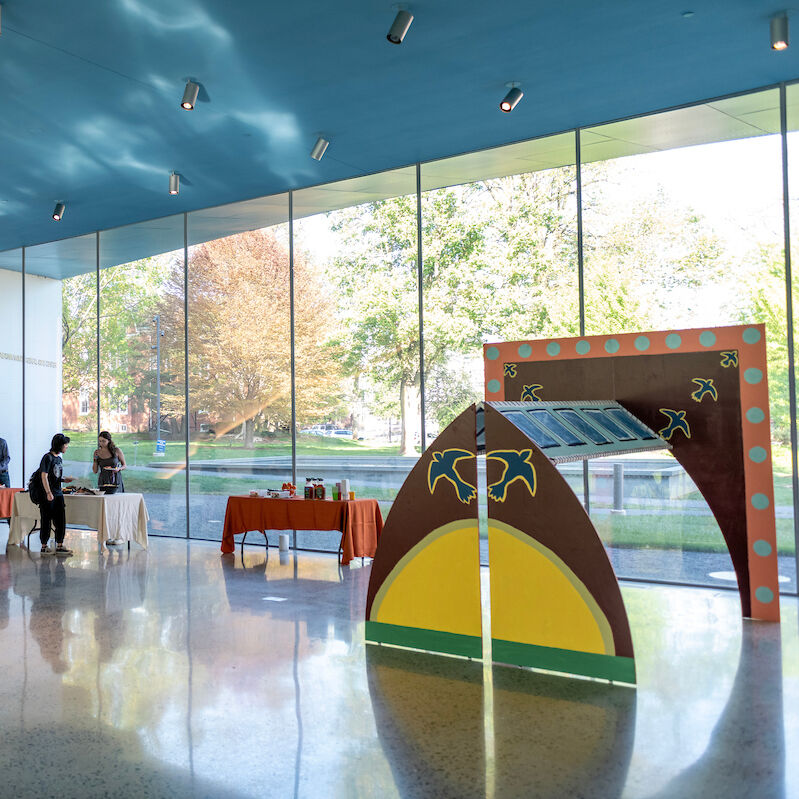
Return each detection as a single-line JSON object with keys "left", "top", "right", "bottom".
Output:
{"left": 158, "top": 228, "right": 340, "bottom": 449}
{"left": 736, "top": 244, "right": 793, "bottom": 443}
{"left": 62, "top": 258, "right": 170, "bottom": 432}
{"left": 328, "top": 169, "right": 582, "bottom": 453}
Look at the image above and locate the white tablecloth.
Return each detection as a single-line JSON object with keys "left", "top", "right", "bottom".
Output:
{"left": 8, "top": 492, "right": 149, "bottom": 549}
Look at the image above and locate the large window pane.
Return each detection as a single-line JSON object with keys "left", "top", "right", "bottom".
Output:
{"left": 53, "top": 237, "right": 99, "bottom": 485}
{"left": 0, "top": 250, "right": 22, "bottom": 487}
{"left": 582, "top": 89, "right": 793, "bottom": 591}
{"left": 187, "top": 196, "right": 291, "bottom": 541}
{"left": 99, "top": 217, "right": 186, "bottom": 538}
{"left": 293, "top": 169, "right": 418, "bottom": 550}
{"left": 422, "top": 134, "right": 580, "bottom": 564}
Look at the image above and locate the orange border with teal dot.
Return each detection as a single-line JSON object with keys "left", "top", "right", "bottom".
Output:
{"left": 484, "top": 324, "right": 780, "bottom": 622}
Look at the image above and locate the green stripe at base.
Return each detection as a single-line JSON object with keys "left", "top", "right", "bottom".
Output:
{"left": 366, "top": 621, "right": 482, "bottom": 659}
{"left": 492, "top": 639, "right": 636, "bottom": 684}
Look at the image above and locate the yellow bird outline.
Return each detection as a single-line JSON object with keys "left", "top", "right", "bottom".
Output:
{"left": 427, "top": 449, "right": 478, "bottom": 504}
{"left": 486, "top": 449, "right": 537, "bottom": 502}
{"left": 691, "top": 377, "right": 718, "bottom": 403}
{"left": 658, "top": 408, "right": 691, "bottom": 441}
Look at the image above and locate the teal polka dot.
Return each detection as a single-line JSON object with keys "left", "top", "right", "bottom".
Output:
{"left": 755, "top": 586, "right": 774, "bottom": 604}
{"left": 742, "top": 327, "right": 761, "bottom": 344}
{"left": 751, "top": 493, "right": 770, "bottom": 510}
{"left": 486, "top": 346, "right": 500, "bottom": 361}
{"left": 487, "top": 379, "right": 501, "bottom": 394}
{"left": 604, "top": 339, "right": 620, "bottom": 354}
{"left": 746, "top": 407, "right": 765, "bottom": 424}
{"left": 634, "top": 336, "right": 650, "bottom": 351}
{"left": 576, "top": 340, "right": 591, "bottom": 355}
{"left": 753, "top": 540, "right": 773, "bottom": 557}
{"left": 744, "top": 368, "right": 763, "bottom": 385}
{"left": 665, "top": 333, "right": 682, "bottom": 349}
{"left": 699, "top": 331, "right": 717, "bottom": 347}
{"left": 517, "top": 343, "right": 532, "bottom": 358}
{"left": 546, "top": 342, "right": 561, "bottom": 357}
{"left": 749, "top": 446, "right": 768, "bottom": 463}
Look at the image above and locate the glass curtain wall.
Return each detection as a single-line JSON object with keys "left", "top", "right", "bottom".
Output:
{"left": 99, "top": 216, "right": 186, "bottom": 538}
{"left": 187, "top": 196, "right": 291, "bottom": 542}
{"left": 292, "top": 168, "right": 419, "bottom": 550}
{"left": 0, "top": 250, "right": 23, "bottom": 488}
{"left": 2, "top": 83, "right": 798, "bottom": 593}
{"left": 581, "top": 89, "right": 794, "bottom": 590}
{"left": 421, "top": 134, "right": 580, "bottom": 563}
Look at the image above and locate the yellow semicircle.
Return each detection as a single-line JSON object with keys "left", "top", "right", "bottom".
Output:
{"left": 489, "top": 521, "right": 614, "bottom": 655}
{"left": 371, "top": 521, "right": 482, "bottom": 639}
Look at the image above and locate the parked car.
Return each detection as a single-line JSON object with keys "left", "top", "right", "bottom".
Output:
{"left": 330, "top": 430, "right": 353, "bottom": 438}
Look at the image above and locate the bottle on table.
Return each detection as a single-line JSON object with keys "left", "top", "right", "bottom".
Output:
{"left": 304, "top": 478, "right": 313, "bottom": 500}
{"left": 315, "top": 478, "right": 325, "bottom": 500}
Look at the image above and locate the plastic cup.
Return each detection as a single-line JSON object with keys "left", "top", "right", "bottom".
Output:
{"left": 348, "top": 491, "right": 355, "bottom": 500}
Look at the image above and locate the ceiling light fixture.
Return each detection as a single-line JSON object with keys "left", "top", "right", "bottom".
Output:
{"left": 181, "top": 80, "right": 199, "bottom": 110}
{"left": 500, "top": 83, "right": 523, "bottom": 113}
{"left": 387, "top": 7, "right": 413, "bottom": 44}
{"left": 771, "top": 13, "right": 789, "bottom": 50}
{"left": 310, "top": 136, "right": 330, "bottom": 161}
{"left": 52, "top": 202, "right": 65, "bottom": 221}
{"left": 169, "top": 172, "right": 180, "bottom": 195}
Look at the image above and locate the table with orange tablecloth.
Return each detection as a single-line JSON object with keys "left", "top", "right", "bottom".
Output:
{"left": 0, "top": 488, "right": 22, "bottom": 520}
{"left": 221, "top": 496, "right": 383, "bottom": 565}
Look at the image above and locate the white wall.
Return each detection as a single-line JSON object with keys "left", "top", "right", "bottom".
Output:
{"left": 23, "top": 274, "right": 62, "bottom": 476}
{"left": 0, "top": 268, "right": 23, "bottom": 486}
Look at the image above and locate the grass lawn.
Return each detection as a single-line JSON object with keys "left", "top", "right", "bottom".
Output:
{"left": 64, "top": 431, "right": 412, "bottom": 465}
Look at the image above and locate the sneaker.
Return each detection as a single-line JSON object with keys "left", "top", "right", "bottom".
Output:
{"left": 106, "top": 539, "right": 119, "bottom": 546}
{"left": 55, "top": 545, "right": 73, "bottom": 556}
{"left": 40, "top": 546, "right": 51, "bottom": 556}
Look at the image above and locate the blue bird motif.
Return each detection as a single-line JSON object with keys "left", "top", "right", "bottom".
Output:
{"left": 520, "top": 384, "right": 543, "bottom": 402}
{"left": 691, "top": 377, "right": 718, "bottom": 403}
{"left": 427, "top": 449, "right": 477, "bottom": 504}
{"left": 486, "top": 449, "right": 537, "bottom": 502}
{"left": 720, "top": 350, "right": 739, "bottom": 368}
{"left": 504, "top": 363, "right": 517, "bottom": 378}
{"left": 658, "top": 409, "right": 691, "bottom": 441}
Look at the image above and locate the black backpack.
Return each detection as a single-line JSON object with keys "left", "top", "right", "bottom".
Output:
{"left": 27, "top": 469, "right": 45, "bottom": 505}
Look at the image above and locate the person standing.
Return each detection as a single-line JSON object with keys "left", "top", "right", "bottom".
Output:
{"left": 92, "top": 431, "right": 126, "bottom": 494}
{"left": 0, "top": 436, "right": 9, "bottom": 488}
{"left": 39, "top": 433, "right": 75, "bottom": 556}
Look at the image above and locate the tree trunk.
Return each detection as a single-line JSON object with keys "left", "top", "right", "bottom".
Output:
{"left": 244, "top": 418, "right": 255, "bottom": 449}
{"left": 399, "top": 378, "right": 419, "bottom": 456}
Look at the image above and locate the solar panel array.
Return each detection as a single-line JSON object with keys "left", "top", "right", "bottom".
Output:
{"left": 481, "top": 400, "right": 670, "bottom": 462}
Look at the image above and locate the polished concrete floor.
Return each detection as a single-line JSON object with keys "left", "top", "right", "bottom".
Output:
{"left": 0, "top": 529, "right": 796, "bottom": 799}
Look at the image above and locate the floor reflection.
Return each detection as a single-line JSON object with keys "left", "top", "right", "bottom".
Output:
{"left": 367, "top": 645, "right": 486, "bottom": 799}
{"left": 646, "top": 620, "right": 785, "bottom": 799}
{"left": 492, "top": 665, "right": 636, "bottom": 798}
{"left": 0, "top": 533, "right": 794, "bottom": 799}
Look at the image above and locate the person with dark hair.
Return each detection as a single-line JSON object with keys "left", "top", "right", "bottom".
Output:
{"left": 0, "top": 435, "right": 9, "bottom": 488}
{"left": 92, "top": 431, "right": 126, "bottom": 495}
{"left": 39, "top": 433, "right": 75, "bottom": 556}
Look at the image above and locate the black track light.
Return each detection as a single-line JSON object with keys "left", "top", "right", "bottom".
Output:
{"left": 500, "top": 84, "right": 523, "bottom": 113}
{"left": 771, "top": 13, "right": 789, "bottom": 50}
{"left": 52, "top": 202, "right": 65, "bottom": 221}
{"left": 181, "top": 81, "right": 199, "bottom": 110}
{"left": 387, "top": 8, "right": 413, "bottom": 44}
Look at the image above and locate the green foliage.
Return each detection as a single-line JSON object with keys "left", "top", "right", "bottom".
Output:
{"left": 734, "top": 245, "right": 793, "bottom": 442}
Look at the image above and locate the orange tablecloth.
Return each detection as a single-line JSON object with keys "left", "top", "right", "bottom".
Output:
{"left": 0, "top": 488, "right": 22, "bottom": 518}
{"left": 221, "top": 496, "right": 383, "bottom": 565}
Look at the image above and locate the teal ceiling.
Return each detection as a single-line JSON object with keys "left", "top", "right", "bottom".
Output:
{"left": 0, "top": 0, "right": 797, "bottom": 262}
